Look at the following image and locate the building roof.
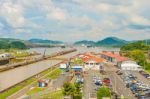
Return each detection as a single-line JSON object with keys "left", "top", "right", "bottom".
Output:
{"left": 101, "top": 51, "right": 127, "bottom": 62}
{"left": 101, "top": 52, "right": 119, "bottom": 58}
{"left": 116, "top": 56, "right": 128, "bottom": 62}
{"left": 79, "top": 53, "right": 105, "bottom": 63}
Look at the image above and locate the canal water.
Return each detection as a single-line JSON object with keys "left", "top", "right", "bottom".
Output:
{"left": 0, "top": 47, "right": 119, "bottom": 92}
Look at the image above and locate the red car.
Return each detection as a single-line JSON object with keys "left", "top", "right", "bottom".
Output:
{"left": 103, "top": 78, "right": 110, "bottom": 85}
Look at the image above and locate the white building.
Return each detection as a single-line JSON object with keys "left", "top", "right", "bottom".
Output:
{"left": 120, "top": 61, "right": 142, "bottom": 71}
{"left": 59, "top": 61, "right": 69, "bottom": 69}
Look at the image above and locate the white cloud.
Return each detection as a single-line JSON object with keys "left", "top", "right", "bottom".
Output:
{"left": 0, "top": 0, "right": 25, "bottom": 28}
{"left": 46, "top": 8, "right": 66, "bottom": 20}
{"left": 0, "top": 0, "right": 150, "bottom": 41}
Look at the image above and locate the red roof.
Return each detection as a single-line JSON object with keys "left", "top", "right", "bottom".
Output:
{"left": 116, "top": 56, "right": 127, "bottom": 62}
{"left": 101, "top": 52, "right": 127, "bottom": 62}
{"left": 101, "top": 52, "right": 119, "bottom": 58}
{"left": 79, "top": 53, "right": 105, "bottom": 63}
{"left": 38, "top": 79, "right": 46, "bottom": 83}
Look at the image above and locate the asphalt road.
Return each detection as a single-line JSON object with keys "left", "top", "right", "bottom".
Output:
{"left": 52, "top": 73, "right": 68, "bottom": 89}
{"left": 83, "top": 70, "right": 100, "bottom": 99}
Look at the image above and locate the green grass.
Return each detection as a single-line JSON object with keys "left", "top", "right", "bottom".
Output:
{"left": 12, "top": 51, "right": 30, "bottom": 57}
{"left": 45, "top": 68, "right": 61, "bottom": 79}
{"left": 145, "top": 69, "right": 150, "bottom": 74}
{"left": 27, "top": 87, "right": 45, "bottom": 95}
{"left": 40, "top": 90, "right": 63, "bottom": 99}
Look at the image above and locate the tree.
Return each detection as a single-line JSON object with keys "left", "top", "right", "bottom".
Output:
{"left": 72, "top": 58, "right": 84, "bottom": 65}
{"left": 63, "top": 82, "right": 83, "bottom": 99}
{"left": 129, "top": 50, "right": 147, "bottom": 66}
{"left": 97, "top": 87, "right": 111, "bottom": 99}
{"left": 10, "top": 41, "right": 27, "bottom": 49}
{"left": 63, "top": 82, "right": 75, "bottom": 97}
{"left": 0, "top": 41, "right": 10, "bottom": 49}
{"left": 73, "top": 83, "right": 82, "bottom": 99}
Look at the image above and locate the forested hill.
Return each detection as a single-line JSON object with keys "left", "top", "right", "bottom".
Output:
{"left": 0, "top": 38, "right": 27, "bottom": 49}
{"left": 120, "top": 41, "right": 150, "bottom": 51}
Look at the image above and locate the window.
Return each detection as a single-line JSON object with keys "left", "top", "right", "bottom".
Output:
{"left": 90, "top": 63, "right": 93, "bottom": 65}
{"left": 96, "top": 63, "right": 99, "bottom": 65}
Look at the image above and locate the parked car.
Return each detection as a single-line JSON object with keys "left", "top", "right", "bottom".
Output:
{"left": 103, "top": 78, "right": 110, "bottom": 86}
{"left": 95, "top": 80, "right": 102, "bottom": 86}
{"left": 143, "top": 74, "right": 150, "bottom": 78}
{"left": 103, "top": 78, "right": 110, "bottom": 83}
{"left": 116, "top": 70, "right": 123, "bottom": 75}
{"left": 139, "top": 70, "right": 150, "bottom": 79}
{"left": 128, "top": 74, "right": 137, "bottom": 80}
{"left": 139, "top": 70, "right": 146, "bottom": 74}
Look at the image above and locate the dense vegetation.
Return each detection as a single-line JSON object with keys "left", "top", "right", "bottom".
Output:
{"left": 128, "top": 50, "right": 147, "bottom": 66}
{"left": 97, "top": 87, "right": 111, "bottom": 99}
{"left": 121, "top": 41, "right": 150, "bottom": 71}
{"left": 10, "top": 41, "right": 27, "bottom": 49}
{"left": 63, "top": 82, "right": 82, "bottom": 99}
{"left": 121, "top": 41, "right": 150, "bottom": 51}
{"left": 0, "top": 41, "right": 27, "bottom": 49}
{"left": 0, "top": 41, "right": 10, "bottom": 49}
{"left": 0, "top": 38, "right": 27, "bottom": 49}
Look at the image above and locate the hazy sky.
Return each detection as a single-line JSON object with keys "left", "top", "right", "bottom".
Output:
{"left": 0, "top": 0, "right": 150, "bottom": 42}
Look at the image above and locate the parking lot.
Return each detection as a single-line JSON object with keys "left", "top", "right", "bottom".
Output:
{"left": 104, "top": 63, "right": 137, "bottom": 99}
{"left": 132, "top": 71, "right": 150, "bottom": 86}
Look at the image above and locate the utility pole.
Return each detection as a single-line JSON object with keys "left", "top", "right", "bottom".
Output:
{"left": 43, "top": 49, "right": 46, "bottom": 58}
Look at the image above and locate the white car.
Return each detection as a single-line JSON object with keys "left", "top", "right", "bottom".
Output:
{"left": 147, "top": 75, "right": 150, "bottom": 79}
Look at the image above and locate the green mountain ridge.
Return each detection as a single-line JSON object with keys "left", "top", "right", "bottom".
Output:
{"left": 96, "top": 37, "right": 128, "bottom": 46}
{"left": 74, "top": 40, "right": 95, "bottom": 45}
{"left": 74, "top": 37, "right": 129, "bottom": 46}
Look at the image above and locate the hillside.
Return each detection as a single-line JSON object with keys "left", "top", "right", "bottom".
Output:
{"left": 141, "top": 39, "right": 150, "bottom": 45}
{"left": 74, "top": 40, "right": 95, "bottom": 45}
{"left": 28, "top": 39, "right": 63, "bottom": 44}
{"left": 96, "top": 37, "right": 128, "bottom": 46}
{"left": 120, "top": 41, "right": 150, "bottom": 51}
{"left": 74, "top": 37, "right": 129, "bottom": 46}
{"left": 0, "top": 38, "right": 27, "bottom": 49}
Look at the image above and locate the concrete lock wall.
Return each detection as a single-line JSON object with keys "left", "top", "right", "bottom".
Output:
{"left": 0, "top": 60, "right": 61, "bottom": 92}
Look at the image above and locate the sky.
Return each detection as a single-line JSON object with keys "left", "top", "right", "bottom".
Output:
{"left": 0, "top": 0, "right": 150, "bottom": 42}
